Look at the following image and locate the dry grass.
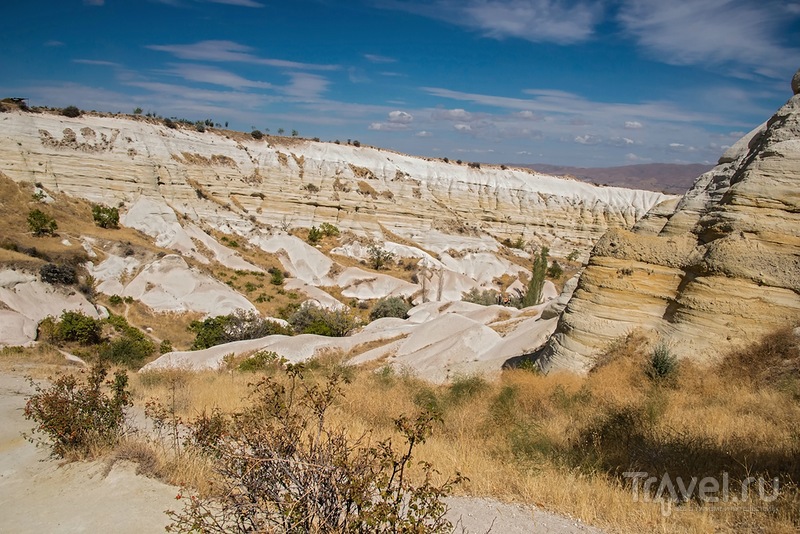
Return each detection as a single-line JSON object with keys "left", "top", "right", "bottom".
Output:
{"left": 126, "top": 326, "right": 800, "bottom": 533}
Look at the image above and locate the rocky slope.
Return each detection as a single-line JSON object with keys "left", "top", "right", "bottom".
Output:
{"left": 534, "top": 71, "right": 800, "bottom": 373}
{"left": 0, "top": 107, "right": 673, "bottom": 380}
{"left": 0, "top": 110, "right": 671, "bottom": 259}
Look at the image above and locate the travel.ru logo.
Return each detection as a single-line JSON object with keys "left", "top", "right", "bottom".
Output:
{"left": 623, "top": 471, "right": 780, "bottom": 517}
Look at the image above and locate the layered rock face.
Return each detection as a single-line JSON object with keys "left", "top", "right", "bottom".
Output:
{"left": 0, "top": 111, "right": 671, "bottom": 258}
{"left": 536, "top": 73, "right": 800, "bottom": 373}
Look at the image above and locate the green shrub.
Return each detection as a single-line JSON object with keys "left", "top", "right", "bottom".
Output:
{"left": 40, "top": 263, "right": 76, "bottom": 285}
{"left": 645, "top": 343, "right": 678, "bottom": 383}
{"left": 462, "top": 287, "right": 499, "bottom": 306}
{"left": 307, "top": 226, "right": 322, "bottom": 244}
{"left": 24, "top": 362, "right": 130, "bottom": 458}
{"left": 159, "top": 339, "right": 173, "bottom": 354}
{"left": 320, "top": 222, "right": 340, "bottom": 237}
{"left": 91, "top": 204, "right": 119, "bottom": 229}
{"left": 369, "top": 296, "right": 411, "bottom": 321}
{"left": 189, "top": 310, "right": 292, "bottom": 350}
{"left": 567, "top": 249, "right": 580, "bottom": 262}
{"left": 61, "top": 105, "right": 81, "bottom": 118}
{"left": 108, "top": 294, "right": 123, "bottom": 306}
{"left": 27, "top": 209, "right": 57, "bottom": 236}
{"left": 547, "top": 260, "right": 563, "bottom": 279}
{"left": 168, "top": 368, "right": 460, "bottom": 533}
{"left": 56, "top": 310, "right": 103, "bottom": 345}
{"left": 237, "top": 350, "right": 285, "bottom": 372}
{"left": 447, "top": 374, "right": 488, "bottom": 405}
{"left": 288, "top": 302, "right": 355, "bottom": 337}
{"left": 251, "top": 129, "right": 263, "bottom": 139}
{"left": 268, "top": 266, "right": 284, "bottom": 286}
{"left": 368, "top": 243, "right": 394, "bottom": 270}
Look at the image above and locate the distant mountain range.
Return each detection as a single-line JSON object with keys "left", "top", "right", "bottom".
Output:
{"left": 511, "top": 163, "right": 715, "bottom": 195}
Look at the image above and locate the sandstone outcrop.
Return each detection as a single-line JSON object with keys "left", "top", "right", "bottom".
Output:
{"left": 535, "top": 71, "right": 800, "bottom": 373}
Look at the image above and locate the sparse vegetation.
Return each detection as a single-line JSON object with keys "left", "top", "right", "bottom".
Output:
{"left": 24, "top": 362, "right": 130, "bottom": 459}
{"left": 91, "top": 204, "right": 119, "bottom": 229}
{"left": 462, "top": 287, "right": 500, "bottom": 306}
{"left": 189, "top": 309, "right": 292, "bottom": 350}
{"left": 522, "top": 246, "right": 548, "bottom": 307}
{"left": 369, "top": 296, "right": 411, "bottom": 321}
{"left": 27, "top": 208, "right": 57, "bottom": 236}
{"left": 367, "top": 243, "right": 394, "bottom": 270}
{"left": 61, "top": 105, "right": 81, "bottom": 118}
{"left": 319, "top": 222, "right": 340, "bottom": 237}
{"left": 307, "top": 225, "right": 322, "bottom": 244}
{"left": 546, "top": 260, "right": 563, "bottom": 279}
{"left": 251, "top": 129, "right": 263, "bottom": 139}
{"left": 40, "top": 263, "right": 76, "bottom": 285}
{"left": 288, "top": 301, "right": 356, "bottom": 337}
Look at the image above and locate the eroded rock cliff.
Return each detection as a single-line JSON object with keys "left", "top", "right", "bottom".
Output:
{"left": 536, "top": 72, "right": 800, "bottom": 373}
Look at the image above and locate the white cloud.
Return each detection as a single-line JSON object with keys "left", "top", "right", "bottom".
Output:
{"left": 516, "top": 110, "right": 540, "bottom": 120}
{"left": 624, "top": 120, "right": 643, "bottom": 129}
{"left": 454, "top": 123, "right": 472, "bottom": 132}
{"left": 208, "top": 0, "right": 264, "bottom": 6}
{"left": 44, "top": 40, "right": 64, "bottom": 47}
{"left": 432, "top": 108, "right": 473, "bottom": 121}
{"left": 381, "top": 0, "right": 603, "bottom": 44}
{"left": 574, "top": 134, "right": 601, "bottom": 145}
{"left": 617, "top": 0, "right": 800, "bottom": 78}
{"left": 388, "top": 110, "right": 413, "bottom": 123}
{"left": 282, "top": 72, "right": 329, "bottom": 100}
{"left": 163, "top": 63, "right": 272, "bottom": 89}
{"left": 415, "top": 131, "right": 432, "bottom": 137}
{"left": 147, "top": 40, "right": 339, "bottom": 71}
{"left": 669, "top": 143, "right": 685, "bottom": 147}
{"left": 73, "top": 59, "right": 120, "bottom": 67}
{"left": 364, "top": 54, "right": 397, "bottom": 63}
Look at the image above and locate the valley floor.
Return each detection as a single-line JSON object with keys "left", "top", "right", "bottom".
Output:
{"left": 0, "top": 368, "right": 603, "bottom": 534}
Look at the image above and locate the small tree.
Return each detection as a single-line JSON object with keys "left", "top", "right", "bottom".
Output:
{"left": 291, "top": 129, "right": 299, "bottom": 137}
{"left": 522, "top": 246, "right": 548, "bottom": 307}
{"left": 27, "top": 209, "right": 57, "bottom": 236}
{"left": 133, "top": 107, "right": 143, "bottom": 115}
{"left": 251, "top": 129, "right": 263, "bottom": 139}
{"left": 368, "top": 243, "right": 394, "bottom": 270}
{"left": 320, "top": 222, "right": 340, "bottom": 237}
{"left": 91, "top": 204, "right": 119, "bottom": 229}
{"left": 277, "top": 128, "right": 285, "bottom": 135}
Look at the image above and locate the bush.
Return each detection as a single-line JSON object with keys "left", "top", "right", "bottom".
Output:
{"left": 368, "top": 243, "right": 394, "bottom": 270}
{"left": 24, "top": 363, "right": 131, "bottom": 458}
{"left": 164, "top": 118, "right": 177, "bottom": 129}
{"left": 189, "top": 310, "right": 292, "bottom": 350}
{"left": 167, "top": 368, "right": 460, "bottom": 533}
{"left": 462, "top": 287, "right": 500, "bottom": 306}
{"left": 55, "top": 310, "right": 103, "bottom": 345}
{"left": 40, "top": 263, "right": 76, "bottom": 285}
{"left": 268, "top": 266, "right": 284, "bottom": 286}
{"left": 237, "top": 350, "right": 285, "bottom": 373}
{"left": 319, "top": 222, "right": 340, "bottom": 237}
{"left": 159, "top": 339, "right": 173, "bottom": 354}
{"left": 61, "top": 105, "right": 81, "bottom": 118}
{"left": 370, "top": 296, "right": 411, "bottom": 321}
{"left": 91, "top": 204, "right": 119, "bottom": 229}
{"left": 288, "top": 302, "right": 355, "bottom": 337}
{"left": 547, "top": 260, "right": 563, "bottom": 279}
{"left": 99, "top": 315, "right": 155, "bottom": 368}
{"left": 307, "top": 226, "right": 322, "bottom": 244}
{"left": 27, "top": 209, "right": 57, "bottom": 236}
{"left": 645, "top": 343, "right": 678, "bottom": 383}
{"left": 251, "top": 129, "right": 263, "bottom": 139}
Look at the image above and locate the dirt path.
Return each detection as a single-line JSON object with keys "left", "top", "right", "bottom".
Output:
{"left": 0, "top": 370, "right": 604, "bottom": 533}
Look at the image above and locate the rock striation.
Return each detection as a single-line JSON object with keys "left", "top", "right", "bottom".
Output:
{"left": 0, "top": 111, "right": 672, "bottom": 259}
{"left": 535, "top": 71, "right": 800, "bottom": 373}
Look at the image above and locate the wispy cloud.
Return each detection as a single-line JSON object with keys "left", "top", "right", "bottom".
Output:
{"left": 208, "top": 0, "right": 263, "bottom": 7}
{"left": 378, "top": 0, "right": 603, "bottom": 44}
{"left": 44, "top": 40, "right": 64, "bottom": 47}
{"left": 364, "top": 53, "right": 397, "bottom": 63}
{"left": 617, "top": 0, "right": 800, "bottom": 78}
{"left": 147, "top": 40, "right": 339, "bottom": 71}
{"left": 73, "top": 59, "right": 121, "bottom": 67}
{"left": 282, "top": 72, "right": 330, "bottom": 100}
{"left": 164, "top": 63, "right": 272, "bottom": 89}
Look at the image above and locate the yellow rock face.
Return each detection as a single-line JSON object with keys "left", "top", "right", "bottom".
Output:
{"left": 538, "top": 93, "right": 800, "bottom": 373}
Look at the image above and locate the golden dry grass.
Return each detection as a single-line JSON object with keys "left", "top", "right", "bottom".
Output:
{"left": 125, "top": 327, "right": 800, "bottom": 533}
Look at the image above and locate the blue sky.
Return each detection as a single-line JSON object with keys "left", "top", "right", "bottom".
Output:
{"left": 2, "top": 1, "right": 798, "bottom": 167}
